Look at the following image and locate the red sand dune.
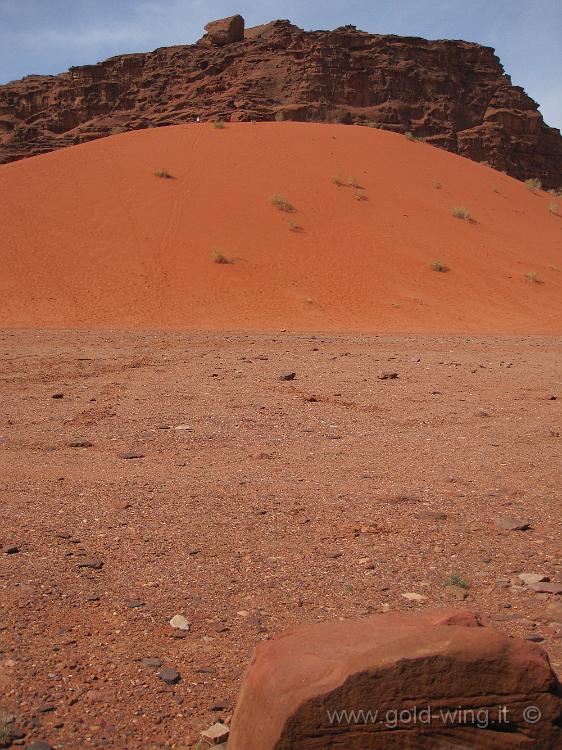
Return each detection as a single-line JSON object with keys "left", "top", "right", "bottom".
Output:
{"left": 0, "top": 122, "right": 561, "bottom": 332}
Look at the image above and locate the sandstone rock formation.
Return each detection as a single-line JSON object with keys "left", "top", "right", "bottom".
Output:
{"left": 1, "top": 16, "right": 561, "bottom": 186}
{"left": 228, "top": 608, "right": 562, "bottom": 749}
{"left": 202, "top": 14, "right": 245, "bottom": 46}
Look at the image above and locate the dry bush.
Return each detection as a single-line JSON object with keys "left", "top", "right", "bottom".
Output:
{"left": 525, "top": 177, "right": 542, "bottom": 191}
{"left": 431, "top": 260, "right": 449, "bottom": 273}
{"left": 451, "top": 206, "right": 471, "bottom": 221}
{"left": 271, "top": 194, "right": 295, "bottom": 212}
{"left": 212, "top": 249, "right": 231, "bottom": 264}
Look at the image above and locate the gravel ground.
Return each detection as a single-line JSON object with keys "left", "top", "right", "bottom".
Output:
{"left": 0, "top": 329, "right": 561, "bottom": 749}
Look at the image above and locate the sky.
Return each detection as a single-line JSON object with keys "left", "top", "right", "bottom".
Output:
{"left": 1, "top": 0, "right": 561, "bottom": 129}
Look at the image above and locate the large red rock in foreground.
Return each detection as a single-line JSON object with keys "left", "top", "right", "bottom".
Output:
{"left": 229, "top": 609, "right": 562, "bottom": 749}
{"left": 1, "top": 16, "right": 561, "bottom": 186}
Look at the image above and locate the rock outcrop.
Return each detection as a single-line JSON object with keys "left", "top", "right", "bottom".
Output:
{"left": 1, "top": 16, "right": 561, "bottom": 186}
{"left": 228, "top": 608, "right": 562, "bottom": 749}
{"left": 202, "top": 14, "right": 245, "bottom": 46}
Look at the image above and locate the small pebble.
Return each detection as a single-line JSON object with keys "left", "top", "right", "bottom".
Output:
{"left": 141, "top": 657, "right": 163, "bottom": 668}
{"left": 157, "top": 667, "right": 181, "bottom": 685}
{"left": 169, "top": 614, "right": 190, "bottom": 631}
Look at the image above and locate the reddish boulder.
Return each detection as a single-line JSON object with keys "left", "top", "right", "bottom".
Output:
{"left": 202, "top": 14, "right": 245, "bottom": 46}
{"left": 229, "top": 608, "right": 562, "bottom": 749}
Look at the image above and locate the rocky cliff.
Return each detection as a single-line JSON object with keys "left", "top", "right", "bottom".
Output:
{"left": 1, "top": 16, "right": 561, "bottom": 186}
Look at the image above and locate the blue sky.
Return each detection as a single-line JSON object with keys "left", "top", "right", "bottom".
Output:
{"left": 1, "top": 0, "right": 561, "bottom": 129}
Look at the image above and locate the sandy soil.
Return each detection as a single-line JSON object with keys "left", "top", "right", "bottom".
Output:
{"left": 0, "top": 329, "right": 560, "bottom": 748}
{"left": 1, "top": 123, "right": 561, "bottom": 333}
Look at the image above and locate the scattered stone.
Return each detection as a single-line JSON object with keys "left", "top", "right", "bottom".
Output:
{"left": 494, "top": 515, "right": 530, "bottom": 531}
{"left": 169, "top": 614, "right": 191, "bottom": 631}
{"left": 476, "top": 409, "right": 490, "bottom": 417}
{"left": 542, "top": 602, "right": 562, "bottom": 622}
{"left": 77, "top": 559, "right": 103, "bottom": 570}
{"left": 378, "top": 371, "right": 398, "bottom": 379}
{"left": 530, "top": 582, "right": 562, "bottom": 595}
{"left": 526, "top": 634, "right": 545, "bottom": 642}
{"left": 519, "top": 573, "right": 549, "bottom": 586}
{"left": 546, "top": 394, "right": 557, "bottom": 400}
{"left": 127, "top": 600, "right": 145, "bottom": 609}
{"left": 141, "top": 657, "right": 163, "bottom": 668}
{"left": 37, "top": 704, "right": 55, "bottom": 713}
{"left": 418, "top": 511, "right": 447, "bottom": 521}
{"left": 201, "top": 721, "right": 230, "bottom": 744}
{"left": 209, "top": 699, "right": 232, "bottom": 711}
{"left": 68, "top": 439, "right": 93, "bottom": 448}
{"left": 401, "top": 592, "right": 427, "bottom": 602}
{"left": 495, "top": 579, "right": 511, "bottom": 589}
{"left": 445, "top": 585, "right": 468, "bottom": 600}
{"left": 51, "top": 392, "right": 64, "bottom": 399}
{"left": 117, "top": 451, "right": 144, "bottom": 459}
{"left": 304, "top": 395, "right": 318, "bottom": 402}
{"left": 279, "top": 372, "right": 296, "bottom": 381}
{"left": 86, "top": 595, "right": 100, "bottom": 602}
{"left": 4, "top": 546, "right": 19, "bottom": 555}
{"left": 253, "top": 451, "right": 272, "bottom": 460}
{"left": 157, "top": 667, "right": 181, "bottom": 685}
{"left": 324, "top": 551, "right": 342, "bottom": 559}
{"left": 28, "top": 743, "right": 52, "bottom": 750}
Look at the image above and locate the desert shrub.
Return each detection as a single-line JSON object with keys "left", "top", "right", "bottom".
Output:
{"left": 525, "top": 177, "right": 542, "bottom": 191}
{"left": 288, "top": 221, "right": 302, "bottom": 232}
{"left": 354, "top": 188, "right": 368, "bottom": 201}
{"left": 404, "top": 131, "right": 419, "bottom": 141}
{"left": 451, "top": 206, "right": 471, "bottom": 221}
{"left": 444, "top": 573, "right": 469, "bottom": 589}
{"left": 271, "top": 194, "right": 295, "bottom": 212}
{"left": 348, "top": 176, "right": 360, "bottom": 187}
{"left": 213, "top": 119, "right": 225, "bottom": 129}
{"left": 154, "top": 168, "right": 172, "bottom": 179}
{"left": 431, "top": 260, "right": 449, "bottom": 273}
{"left": 524, "top": 271, "right": 540, "bottom": 283}
{"left": 274, "top": 111, "right": 285, "bottom": 122}
{"left": 548, "top": 202, "right": 560, "bottom": 215}
{"left": 212, "top": 249, "right": 231, "bottom": 264}
{"left": 332, "top": 175, "right": 343, "bottom": 187}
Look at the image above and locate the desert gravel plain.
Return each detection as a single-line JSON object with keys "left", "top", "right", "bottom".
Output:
{"left": 1, "top": 328, "right": 561, "bottom": 748}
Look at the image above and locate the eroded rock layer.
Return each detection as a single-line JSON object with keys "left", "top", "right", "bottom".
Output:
{"left": 1, "top": 17, "right": 561, "bottom": 186}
